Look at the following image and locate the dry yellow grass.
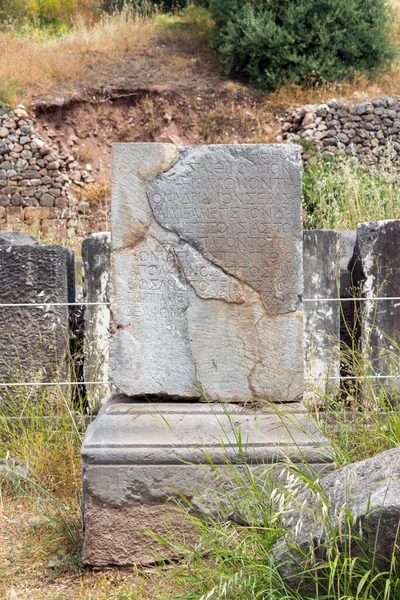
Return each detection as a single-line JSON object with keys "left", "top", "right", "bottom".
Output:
{"left": 2, "top": 1, "right": 400, "bottom": 108}
{"left": 0, "top": 10, "right": 157, "bottom": 105}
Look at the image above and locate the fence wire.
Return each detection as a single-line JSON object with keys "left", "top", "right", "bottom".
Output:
{"left": 0, "top": 295, "right": 398, "bottom": 387}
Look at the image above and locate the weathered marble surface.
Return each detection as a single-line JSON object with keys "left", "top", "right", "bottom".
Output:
{"left": 110, "top": 143, "right": 304, "bottom": 403}
{"left": 303, "top": 230, "right": 340, "bottom": 396}
{"left": 351, "top": 220, "right": 400, "bottom": 391}
{"left": 82, "top": 400, "right": 332, "bottom": 566}
{"left": 82, "top": 232, "right": 111, "bottom": 407}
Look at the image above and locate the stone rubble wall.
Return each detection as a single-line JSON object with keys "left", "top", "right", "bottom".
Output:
{"left": 277, "top": 97, "right": 400, "bottom": 164}
{"left": 0, "top": 104, "right": 100, "bottom": 241}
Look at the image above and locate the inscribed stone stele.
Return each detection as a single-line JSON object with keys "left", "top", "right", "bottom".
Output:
{"left": 110, "top": 143, "right": 304, "bottom": 402}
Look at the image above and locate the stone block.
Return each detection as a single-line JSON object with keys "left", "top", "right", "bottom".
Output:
{"left": 0, "top": 242, "right": 75, "bottom": 395}
{"left": 274, "top": 447, "right": 400, "bottom": 595}
{"left": 351, "top": 220, "right": 400, "bottom": 393}
{"left": 111, "top": 143, "right": 304, "bottom": 403}
{"left": 81, "top": 399, "right": 332, "bottom": 566}
{"left": 82, "top": 233, "right": 111, "bottom": 408}
{"left": 0, "top": 231, "right": 38, "bottom": 246}
{"left": 303, "top": 230, "right": 340, "bottom": 398}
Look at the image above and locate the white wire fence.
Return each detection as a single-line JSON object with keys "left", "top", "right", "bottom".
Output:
{"left": 0, "top": 295, "right": 398, "bottom": 388}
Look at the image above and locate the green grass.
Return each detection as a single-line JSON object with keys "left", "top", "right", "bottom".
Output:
{"left": 1, "top": 330, "right": 400, "bottom": 598}
{"left": 155, "top": 406, "right": 400, "bottom": 599}
{"left": 0, "top": 386, "right": 84, "bottom": 558}
{"left": 153, "top": 333, "right": 400, "bottom": 599}
{"left": 303, "top": 151, "right": 400, "bottom": 229}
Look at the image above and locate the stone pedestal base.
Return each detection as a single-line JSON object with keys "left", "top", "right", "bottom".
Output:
{"left": 81, "top": 398, "right": 332, "bottom": 566}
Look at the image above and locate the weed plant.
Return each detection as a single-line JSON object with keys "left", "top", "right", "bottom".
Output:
{"left": 303, "top": 150, "right": 400, "bottom": 230}
{"left": 155, "top": 407, "right": 400, "bottom": 598}
{"left": 0, "top": 385, "right": 84, "bottom": 557}
{"left": 151, "top": 325, "right": 400, "bottom": 600}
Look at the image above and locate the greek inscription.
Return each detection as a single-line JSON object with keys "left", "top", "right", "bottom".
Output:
{"left": 147, "top": 145, "right": 302, "bottom": 313}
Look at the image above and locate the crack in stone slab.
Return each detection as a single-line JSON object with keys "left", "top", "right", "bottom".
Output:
{"left": 172, "top": 242, "right": 247, "bottom": 304}
{"left": 112, "top": 143, "right": 179, "bottom": 252}
{"left": 146, "top": 144, "right": 303, "bottom": 315}
{"left": 156, "top": 239, "right": 201, "bottom": 393}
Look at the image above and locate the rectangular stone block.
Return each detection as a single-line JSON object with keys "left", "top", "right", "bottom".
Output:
{"left": 82, "top": 232, "right": 111, "bottom": 408}
{"left": 111, "top": 143, "right": 304, "bottom": 402}
{"left": 0, "top": 238, "right": 74, "bottom": 397}
{"left": 303, "top": 230, "right": 340, "bottom": 397}
{"left": 81, "top": 400, "right": 332, "bottom": 566}
{"left": 352, "top": 220, "right": 400, "bottom": 393}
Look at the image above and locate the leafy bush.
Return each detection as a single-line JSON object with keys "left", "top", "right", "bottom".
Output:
{"left": 102, "top": 0, "right": 190, "bottom": 13}
{"left": 25, "top": 0, "right": 77, "bottom": 27}
{"left": 208, "top": 0, "right": 396, "bottom": 90}
{"left": 0, "top": 0, "right": 78, "bottom": 30}
{"left": 0, "top": 0, "right": 26, "bottom": 27}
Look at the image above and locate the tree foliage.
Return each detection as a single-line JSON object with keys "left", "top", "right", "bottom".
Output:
{"left": 208, "top": 0, "right": 396, "bottom": 90}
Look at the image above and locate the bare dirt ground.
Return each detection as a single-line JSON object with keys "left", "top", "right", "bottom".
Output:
{"left": 30, "top": 26, "right": 278, "bottom": 214}
{"left": 0, "top": 499, "right": 179, "bottom": 599}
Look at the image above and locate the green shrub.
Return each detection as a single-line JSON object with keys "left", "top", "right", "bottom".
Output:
{"left": 25, "top": 0, "right": 77, "bottom": 28}
{"left": 0, "top": 0, "right": 26, "bottom": 27}
{"left": 209, "top": 0, "right": 396, "bottom": 90}
{"left": 102, "top": 0, "right": 190, "bottom": 13}
{"left": 101, "top": 0, "right": 209, "bottom": 14}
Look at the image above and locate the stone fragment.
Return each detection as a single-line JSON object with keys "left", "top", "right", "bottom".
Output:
{"left": 82, "top": 233, "right": 111, "bottom": 408}
{"left": 14, "top": 107, "right": 28, "bottom": 119}
{"left": 0, "top": 128, "right": 9, "bottom": 138}
{"left": 15, "top": 158, "right": 28, "bottom": 170}
{"left": 274, "top": 447, "right": 400, "bottom": 595}
{"left": 337, "top": 132, "right": 349, "bottom": 144}
{"left": 350, "top": 220, "right": 400, "bottom": 394}
{"left": 327, "top": 99, "right": 342, "bottom": 109}
{"left": 303, "top": 231, "right": 340, "bottom": 398}
{"left": 11, "top": 193, "right": 23, "bottom": 206}
{"left": 111, "top": 143, "right": 304, "bottom": 403}
{"left": 0, "top": 243, "right": 75, "bottom": 393}
{"left": 55, "top": 197, "right": 68, "bottom": 209}
{"left": 0, "top": 231, "right": 38, "bottom": 245}
{"left": 322, "top": 137, "right": 337, "bottom": 147}
{"left": 69, "top": 170, "right": 81, "bottom": 181}
{"left": 31, "top": 138, "right": 44, "bottom": 149}
{"left": 40, "top": 193, "right": 54, "bottom": 207}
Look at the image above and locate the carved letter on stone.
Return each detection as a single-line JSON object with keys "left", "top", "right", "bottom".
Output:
{"left": 110, "top": 144, "right": 304, "bottom": 403}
